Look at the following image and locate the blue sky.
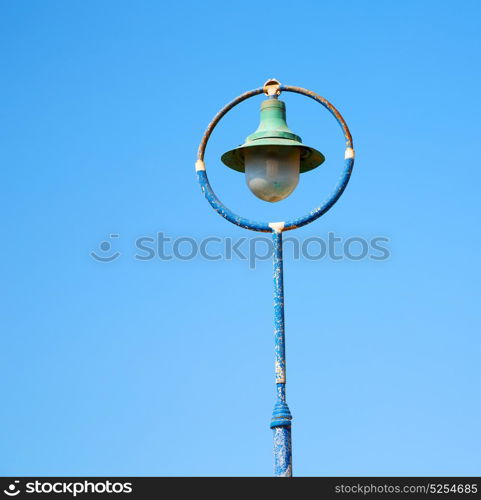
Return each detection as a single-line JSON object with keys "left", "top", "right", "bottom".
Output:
{"left": 1, "top": 0, "right": 480, "bottom": 476}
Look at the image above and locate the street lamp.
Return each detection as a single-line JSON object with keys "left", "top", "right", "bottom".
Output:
{"left": 196, "top": 79, "right": 355, "bottom": 477}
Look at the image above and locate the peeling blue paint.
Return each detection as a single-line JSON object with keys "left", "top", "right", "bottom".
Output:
{"left": 196, "top": 83, "right": 355, "bottom": 477}
{"left": 197, "top": 170, "right": 271, "bottom": 232}
{"left": 283, "top": 157, "right": 354, "bottom": 230}
{"left": 272, "top": 230, "right": 286, "bottom": 387}
{"left": 270, "top": 230, "right": 293, "bottom": 476}
{"left": 196, "top": 85, "right": 354, "bottom": 234}
{"left": 273, "top": 426, "right": 292, "bottom": 477}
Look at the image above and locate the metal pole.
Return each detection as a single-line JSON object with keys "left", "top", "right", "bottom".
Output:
{"left": 270, "top": 229, "right": 292, "bottom": 477}
{"left": 196, "top": 83, "right": 354, "bottom": 476}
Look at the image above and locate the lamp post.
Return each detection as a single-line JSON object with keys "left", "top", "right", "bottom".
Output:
{"left": 196, "top": 79, "right": 355, "bottom": 477}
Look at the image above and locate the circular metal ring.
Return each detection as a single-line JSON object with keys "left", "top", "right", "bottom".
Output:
{"left": 195, "top": 84, "right": 355, "bottom": 232}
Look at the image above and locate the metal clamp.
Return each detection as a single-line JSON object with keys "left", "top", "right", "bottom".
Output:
{"left": 263, "top": 78, "right": 281, "bottom": 97}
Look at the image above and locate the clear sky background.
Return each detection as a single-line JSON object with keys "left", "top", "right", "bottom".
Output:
{"left": 1, "top": 1, "right": 480, "bottom": 476}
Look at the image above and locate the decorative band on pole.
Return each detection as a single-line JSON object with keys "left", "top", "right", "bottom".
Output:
{"left": 195, "top": 80, "right": 355, "bottom": 477}
{"left": 271, "top": 230, "right": 292, "bottom": 476}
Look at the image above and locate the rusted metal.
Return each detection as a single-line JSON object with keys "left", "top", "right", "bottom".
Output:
{"left": 281, "top": 85, "right": 353, "bottom": 146}
{"left": 195, "top": 80, "right": 355, "bottom": 476}
{"left": 263, "top": 78, "right": 282, "bottom": 97}
{"left": 196, "top": 84, "right": 354, "bottom": 233}
{"left": 271, "top": 229, "right": 293, "bottom": 476}
{"left": 197, "top": 88, "right": 263, "bottom": 162}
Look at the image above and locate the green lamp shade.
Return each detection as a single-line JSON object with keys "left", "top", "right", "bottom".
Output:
{"left": 221, "top": 99, "right": 325, "bottom": 173}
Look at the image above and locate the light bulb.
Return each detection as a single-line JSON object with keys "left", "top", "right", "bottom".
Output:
{"left": 244, "top": 146, "right": 300, "bottom": 202}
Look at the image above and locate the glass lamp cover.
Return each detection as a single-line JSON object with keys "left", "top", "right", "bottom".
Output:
{"left": 244, "top": 146, "right": 300, "bottom": 202}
